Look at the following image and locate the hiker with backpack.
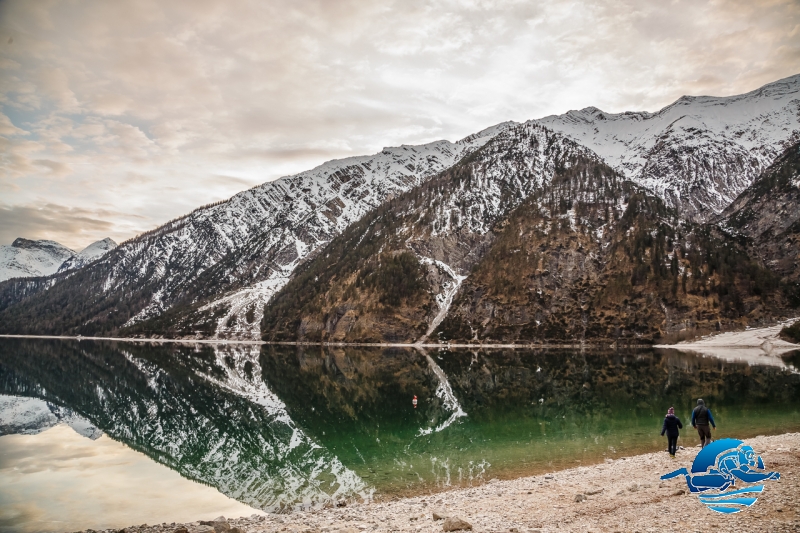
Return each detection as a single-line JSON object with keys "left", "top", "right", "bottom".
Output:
{"left": 691, "top": 399, "right": 717, "bottom": 448}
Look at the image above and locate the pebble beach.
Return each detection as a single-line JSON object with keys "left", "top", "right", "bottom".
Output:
{"left": 73, "top": 432, "right": 799, "bottom": 533}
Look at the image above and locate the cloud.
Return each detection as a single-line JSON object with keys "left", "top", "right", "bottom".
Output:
{"left": 32, "top": 158, "right": 71, "bottom": 176}
{"left": 0, "top": 203, "right": 116, "bottom": 249}
{"left": 0, "top": 0, "right": 798, "bottom": 246}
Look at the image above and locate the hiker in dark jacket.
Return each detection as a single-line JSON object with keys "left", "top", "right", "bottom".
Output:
{"left": 661, "top": 406, "right": 683, "bottom": 458}
{"left": 691, "top": 398, "right": 717, "bottom": 448}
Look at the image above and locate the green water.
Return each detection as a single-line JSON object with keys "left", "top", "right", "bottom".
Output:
{"left": 259, "top": 346, "right": 800, "bottom": 495}
{"left": 1, "top": 339, "right": 799, "bottom": 514}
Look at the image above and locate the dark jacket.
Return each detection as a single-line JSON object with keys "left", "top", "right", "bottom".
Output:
{"left": 691, "top": 401, "right": 716, "bottom": 428}
{"left": 661, "top": 414, "right": 683, "bottom": 437}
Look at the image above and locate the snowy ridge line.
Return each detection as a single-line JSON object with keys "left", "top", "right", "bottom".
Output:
{"left": 533, "top": 73, "right": 800, "bottom": 219}
{"left": 0, "top": 237, "right": 117, "bottom": 283}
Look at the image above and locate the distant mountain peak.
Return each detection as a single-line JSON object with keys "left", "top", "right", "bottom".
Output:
{"left": 534, "top": 75, "right": 800, "bottom": 220}
{"left": 1, "top": 239, "right": 77, "bottom": 282}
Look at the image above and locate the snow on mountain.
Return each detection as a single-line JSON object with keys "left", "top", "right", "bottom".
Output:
{"left": 0, "top": 394, "right": 103, "bottom": 439}
{"left": 534, "top": 74, "right": 800, "bottom": 220}
{"left": 0, "top": 237, "right": 118, "bottom": 282}
{"left": 46, "top": 123, "right": 512, "bottom": 336}
{"left": 0, "top": 238, "right": 76, "bottom": 282}
{"left": 219, "top": 76, "right": 800, "bottom": 339}
{"left": 58, "top": 237, "right": 118, "bottom": 273}
{"left": 260, "top": 123, "right": 604, "bottom": 342}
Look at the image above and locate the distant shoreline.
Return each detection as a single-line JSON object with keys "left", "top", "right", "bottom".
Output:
{"left": 3, "top": 319, "right": 797, "bottom": 350}
{"left": 0, "top": 333, "right": 652, "bottom": 349}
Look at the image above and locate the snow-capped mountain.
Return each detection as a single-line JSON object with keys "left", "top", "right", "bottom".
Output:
{"left": 0, "top": 238, "right": 76, "bottom": 282}
{"left": 0, "top": 123, "right": 512, "bottom": 338}
{"left": 121, "top": 123, "right": 510, "bottom": 332}
{"left": 260, "top": 124, "right": 604, "bottom": 342}
{"left": 534, "top": 74, "right": 800, "bottom": 220}
{"left": 1, "top": 75, "right": 799, "bottom": 341}
{"left": 58, "top": 237, "right": 117, "bottom": 273}
{"left": 0, "top": 237, "right": 118, "bottom": 282}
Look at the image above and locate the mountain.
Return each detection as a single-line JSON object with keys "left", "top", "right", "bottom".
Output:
{"left": 0, "top": 125, "right": 510, "bottom": 337}
{"left": 0, "top": 238, "right": 76, "bottom": 282}
{"left": 57, "top": 237, "right": 118, "bottom": 272}
{"left": 0, "top": 237, "right": 118, "bottom": 282}
{"left": 260, "top": 123, "right": 600, "bottom": 342}
{"left": 1, "top": 75, "right": 799, "bottom": 340}
{"left": 534, "top": 74, "right": 800, "bottom": 221}
{"left": 434, "top": 162, "right": 796, "bottom": 345}
{"left": 261, "top": 134, "right": 797, "bottom": 344}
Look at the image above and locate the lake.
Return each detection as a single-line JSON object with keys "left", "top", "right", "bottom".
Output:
{"left": 1, "top": 339, "right": 799, "bottom": 532}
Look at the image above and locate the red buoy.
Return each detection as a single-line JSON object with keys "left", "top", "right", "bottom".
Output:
{"left": 412, "top": 395, "right": 418, "bottom": 408}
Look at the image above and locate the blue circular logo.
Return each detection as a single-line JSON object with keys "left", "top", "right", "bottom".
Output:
{"left": 661, "top": 438, "right": 781, "bottom": 513}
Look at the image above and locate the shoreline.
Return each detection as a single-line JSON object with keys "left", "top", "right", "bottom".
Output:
{"left": 71, "top": 432, "right": 799, "bottom": 533}
{"left": 0, "top": 334, "right": 650, "bottom": 349}
{"left": 2, "top": 318, "right": 798, "bottom": 351}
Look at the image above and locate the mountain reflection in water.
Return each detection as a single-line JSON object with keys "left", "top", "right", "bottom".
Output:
{"left": 1, "top": 339, "right": 799, "bottom": 513}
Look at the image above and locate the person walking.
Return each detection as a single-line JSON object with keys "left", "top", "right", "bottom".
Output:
{"left": 691, "top": 398, "right": 716, "bottom": 448}
{"left": 661, "top": 406, "right": 683, "bottom": 458}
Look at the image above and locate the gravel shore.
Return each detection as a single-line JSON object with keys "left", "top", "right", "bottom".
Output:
{"left": 76, "top": 433, "right": 799, "bottom": 533}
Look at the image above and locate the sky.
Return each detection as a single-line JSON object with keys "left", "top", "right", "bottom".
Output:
{"left": 1, "top": 0, "right": 799, "bottom": 250}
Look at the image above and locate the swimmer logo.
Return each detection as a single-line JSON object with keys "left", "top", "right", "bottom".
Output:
{"left": 661, "top": 439, "right": 781, "bottom": 514}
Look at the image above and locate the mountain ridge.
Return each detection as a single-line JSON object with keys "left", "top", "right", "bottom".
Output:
{"left": 533, "top": 73, "right": 800, "bottom": 221}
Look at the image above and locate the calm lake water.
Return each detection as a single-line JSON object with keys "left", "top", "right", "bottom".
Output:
{"left": 1, "top": 339, "right": 799, "bottom": 532}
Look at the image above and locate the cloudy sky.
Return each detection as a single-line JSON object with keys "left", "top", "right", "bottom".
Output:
{"left": 1, "top": 0, "right": 799, "bottom": 249}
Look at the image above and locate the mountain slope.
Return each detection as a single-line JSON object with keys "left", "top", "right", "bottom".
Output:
{"left": 0, "top": 125, "right": 510, "bottom": 337}
{"left": 260, "top": 125, "right": 608, "bottom": 342}
{"left": 263, "top": 131, "right": 798, "bottom": 344}
{"left": 534, "top": 74, "right": 800, "bottom": 221}
{"left": 717, "top": 141, "right": 800, "bottom": 290}
{"left": 436, "top": 176, "right": 793, "bottom": 345}
{"left": 0, "top": 239, "right": 76, "bottom": 282}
